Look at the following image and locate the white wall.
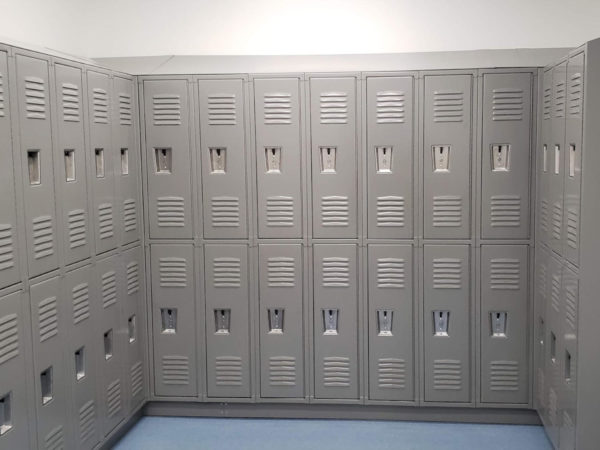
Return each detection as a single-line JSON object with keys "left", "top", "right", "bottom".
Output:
{"left": 1, "top": 0, "right": 600, "bottom": 58}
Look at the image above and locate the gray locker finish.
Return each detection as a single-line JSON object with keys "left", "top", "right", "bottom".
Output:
{"left": 313, "top": 244, "right": 359, "bottom": 400}
{"left": 533, "top": 245, "right": 549, "bottom": 418}
{"left": 366, "top": 76, "right": 414, "bottom": 239}
{"left": 538, "top": 68, "right": 553, "bottom": 247}
{"left": 254, "top": 77, "right": 303, "bottom": 238}
{"left": 423, "top": 74, "right": 473, "bottom": 239}
{"left": 205, "top": 244, "right": 251, "bottom": 398}
{"left": 258, "top": 244, "right": 304, "bottom": 398}
{"left": 310, "top": 77, "right": 358, "bottom": 239}
{"left": 367, "top": 244, "right": 414, "bottom": 401}
{"left": 199, "top": 79, "right": 249, "bottom": 239}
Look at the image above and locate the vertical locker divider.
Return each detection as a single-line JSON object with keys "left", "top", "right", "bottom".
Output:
{"left": 550, "top": 62, "right": 567, "bottom": 256}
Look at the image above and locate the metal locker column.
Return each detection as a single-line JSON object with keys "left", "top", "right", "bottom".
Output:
{"left": 258, "top": 244, "right": 304, "bottom": 398}
{"left": 254, "top": 77, "right": 303, "bottom": 238}
{"left": 480, "top": 245, "right": 529, "bottom": 404}
{"left": 534, "top": 245, "right": 549, "bottom": 418}
{"left": 143, "top": 79, "right": 193, "bottom": 239}
{"left": 368, "top": 244, "right": 414, "bottom": 401}
{"left": 151, "top": 244, "right": 197, "bottom": 397}
{"left": 15, "top": 54, "right": 59, "bottom": 277}
{"left": 423, "top": 245, "right": 471, "bottom": 403}
{"left": 313, "top": 244, "right": 359, "bottom": 399}
{"left": 87, "top": 70, "right": 118, "bottom": 254}
{"left": 366, "top": 76, "right": 414, "bottom": 239}
{"left": 423, "top": 75, "right": 472, "bottom": 239}
{"left": 54, "top": 63, "right": 92, "bottom": 265}
{"left": 310, "top": 77, "right": 358, "bottom": 239}
{"left": 199, "top": 79, "right": 248, "bottom": 239}
{"left": 205, "top": 244, "right": 251, "bottom": 398}
{"left": 481, "top": 73, "right": 532, "bottom": 239}
{"left": 538, "top": 69, "right": 553, "bottom": 247}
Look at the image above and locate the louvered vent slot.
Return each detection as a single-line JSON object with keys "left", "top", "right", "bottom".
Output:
{"left": 72, "top": 283, "right": 90, "bottom": 324}
{"left": 376, "top": 91, "right": 405, "bottom": 124}
{"left": 92, "top": 88, "right": 109, "bottom": 124}
{"left": 378, "top": 358, "right": 406, "bottom": 389}
{"left": 377, "top": 258, "right": 405, "bottom": 288}
{"left": 543, "top": 86, "right": 552, "bottom": 120}
{"left": 322, "top": 257, "right": 349, "bottom": 287}
{"left": 25, "top": 76, "right": 46, "bottom": 119}
{"left": 433, "top": 90, "right": 464, "bottom": 122}
{"left": 119, "top": 93, "right": 132, "bottom": 125}
{"left": 267, "top": 257, "right": 295, "bottom": 287}
{"left": 433, "top": 196, "right": 462, "bottom": 227}
{"left": 68, "top": 209, "right": 87, "bottom": 249}
{"left": 433, "top": 258, "right": 462, "bottom": 289}
{"left": 208, "top": 94, "right": 236, "bottom": 125}
{"left": 323, "top": 356, "right": 350, "bottom": 386}
{"left": 159, "top": 257, "right": 187, "bottom": 288}
{"left": 32, "top": 215, "right": 54, "bottom": 259}
{"left": 102, "top": 271, "right": 117, "bottom": 309}
{"left": 269, "top": 356, "right": 296, "bottom": 386}
{"left": 490, "top": 360, "right": 519, "bottom": 391}
{"left": 540, "top": 199, "right": 550, "bottom": 233}
{"left": 0, "top": 224, "right": 15, "bottom": 271}
{"left": 211, "top": 196, "right": 240, "bottom": 228}
{"left": 320, "top": 92, "right": 348, "bottom": 124}
{"left": 554, "top": 80, "right": 566, "bottom": 118}
{"left": 98, "top": 203, "right": 114, "bottom": 240}
{"left": 376, "top": 196, "right": 405, "bottom": 227}
{"left": 492, "top": 88, "right": 523, "bottom": 121}
{"left": 162, "top": 355, "right": 189, "bottom": 385}
{"left": 490, "top": 195, "right": 521, "bottom": 227}
{"left": 490, "top": 258, "right": 520, "bottom": 290}
{"left": 264, "top": 93, "right": 291, "bottom": 124}
{"left": 78, "top": 400, "right": 96, "bottom": 444}
{"left": 0, "top": 72, "right": 4, "bottom": 117}
{"left": 552, "top": 202, "right": 562, "bottom": 240}
{"left": 123, "top": 199, "right": 137, "bottom": 232}
{"left": 566, "top": 208, "right": 578, "bottom": 250}
{"left": 266, "top": 196, "right": 294, "bottom": 227}
{"left": 0, "top": 313, "right": 19, "bottom": 365}
{"left": 106, "top": 379, "right": 121, "bottom": 418}
{"left": 568, "top": 72, "right": 582, "bottom": 117}
{"left": 62, "top": 82, "right": 80, "bottom": 122}
{"left": 565, "top": 285, "right": 577, "bottom": 331}
{"left": 157, "top": 196, "right": 185, "bottom": 227}
{"left": 551, "top": 274, "right": 560, "bottom": 313}
{"left": 538, "top": 264, "right": 547, "bottom": 299}
{"left": 213, "top": 257, "right": 241, "bottom": 288}
{"left": 434, "top": 359, "right": 462, "bottom": 390}
{"left": 39, "top": 296, "right": 58, "bottom": 342}
{"left": 44, "top": 425, "right": 64, "bottom": 450}
{"left": 321, "top": 196, "right": 349, "bottom": 227}
{"left": 215, "top": 356, "right": 242, "bottom": 385}
{"left": 126, "top": 262, "right": 140, "bottom": 294}
{"left": 153, "top": 94, "right": 181, "bottom": 125}
{"left": 130, "top": 361, "right": 143, "bottom": 398}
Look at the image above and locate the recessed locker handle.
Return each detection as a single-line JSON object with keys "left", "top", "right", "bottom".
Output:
{"left": 74, "top": 347, "right": 85, "bottom": 381}
{"left": 268, "top": 308, "right": 284, "bottom": 334}
{"left": 432, "top": 145, "right": 450, "bottom": 172}
{"left": 0, "top": 393, "right": 12, "bottom": 435}
{"left": 323, "top": 308, "right": 339, "bottom": 335}
{"left": 40, "top": 367, "right": 53, "bottom": 405}
{"left": 265, "top": 147, "right": 282, "bottom": 173}
{"left": 154, "top": 147, "right": 172, "bottom": 173}
{"left": 433, "top": 310, "right": 449, "bottom": 336}
{"left": 554, "top": 145, "right": 560, "bottom": 175}
{"left": 375, "top": 146, "right": 393, "bottom": 173}
{"left": 491, "top": 144, "right": 510, "bottom": 172}
{"left": 377, "top": 309, "right": 393, "bottom": 336}
{"left": 64, "top": 149, "right": 76, "bottom": 181}
{"left": 209, "top": 147, "right": 227, "bottom": 173}
{"left": 214, "top": 309, "right": 231, "bottom": 334}
{"left": 27, "top": 150, "right": 41, "bottom": 184}
{"left": 569, "top": 144, "right": 576, "bottom": 178}
{"left": 319, "top": 146, "right": 337, "bottom": 173}
{"left": 490, "top": 311, "right": 507, "bottom": 337}
{"left": 161, "top": 308, "right": 178, "bottom": 334}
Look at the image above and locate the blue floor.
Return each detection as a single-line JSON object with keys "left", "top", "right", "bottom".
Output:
{"left": 113, "top": 417, "right": 552, "bottom": 450}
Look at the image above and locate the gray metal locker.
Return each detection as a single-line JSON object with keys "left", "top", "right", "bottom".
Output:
{"left": 143, "top": 79, "right": 193, "bottom": 239}
{"left": 534, "top": 245, "right": 549, "bottom": 418}
{"left": 199, "top": 78, "right": 249, "bottom": 239}
{"left": 0, "top": 50, "right": 20, "bottom": 289}
{"left": 205, "top": 244, "right": 251, "bottom": 398}
{"left": 64, "top": 265, "right": 100, "bottom": 449}
{"left": 480, "top": 245, "right": 529, "bottom": 404}
{"left": 0, "top": 291, "right": 31, "bottom": 449}
{"left": 113, "top": 76, "right": 140, "bottom": 246}
{"left": 87, "top": 70, "right": 118, "bottom": 254}
{"left": 310, "top": 77, "right": 358, "bottom": 239}
{"left": 423, "top": 245, "right": 471, "bottom": 403}
{"left": 15, "top": 53, "right": 59, "bottom": 277}
{"left": 151, "top": 244, "right": 197, "bottom": 397}
{"left": 30, "top": 276, "right": 68, "bottom": 450}
{"left": 54, "top": 63, "right": 92, "bottom": 266}
{"left": 254, "top": 77, "right": 303, "bottom": 239}
{"left": 366, "top": 76, "right": 414, "bottom": 239}
{"left": 538, "top": 69, "right": 553, "bottom": 246}
{"left": 481, "top": 73, "right": 533, "bottom": 239}
{"left": 423, "top": 75, "right": 472, "bottom": 239}
{"left": 367, "top": 244, "right": 414, "bottom": 401}
{"left": 313, "top": 244, "right": 359, "bottom": 400}
{"left": 258, "top": 244, "right": 304, "bottom": 398}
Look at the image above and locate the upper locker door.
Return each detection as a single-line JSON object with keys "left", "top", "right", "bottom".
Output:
{"left": 199, "top": 79, "right": 248, "bottom": 239}
{"left": 0, "top": 51, "right": 20, "bottom": 288}
{"left": 15, "top": 53, "right": 59, "bottom": 277}
{"left": 424, "top": 74, "right": 473, "bottom": 239}
{"left": 366, "top": 76, "right": 414, "bottom": 239}
{"left": 54, "top": 63, "right": 92, "bottom": 265}
{"left": 254, "top": 78, "right": 303, "bottom": 238}
{"left": 538, "top": 69, "right": 553, "bottom": 246}
{"left": 87, "top": 70, "right": 118, "bottom": 254}
{"left": 481, "top": 73, "right": 532, "bottom": 239}
{"left": 310, "top": 77, "right": 358, "bottom": 239}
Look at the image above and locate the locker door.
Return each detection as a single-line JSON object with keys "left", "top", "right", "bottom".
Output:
{"left": 366, "top": 76, "right": 414, "bottom": 239}
{"left": 254, "top": 78, "right": 303, "bottom": 238}
{"left": 310, "top": 77, "right": 358, "bottom": 239}
{"left": 199, "top": 79, "right": 248, "bottom": 239}
{"left": 151, "top": 244, "right": 197, "bottom": 397}
{"left": 480, "top": 245, "right": 529, "bottom": 404}
{"left": 87, "top": 70, "right": 118, "bottom": 254}
{"left": 0, "top": 51, "right": 20, "bottom": 289}
{"left": 538, "top": 69, "right": 553, "bottom": 247}
{"left": 534, "top": 246, "right": 549, "bottom": 417}
{"left": 54, "top": 63, "right": 92, "bottom": 265}
{"left": 423, "top": 75, "right": 472, "bottom": 239}
{"left": 423, "top": 245, "right": 471, "bottom": 403}
{"left": 259, "top": 244, "right": 304, "bottom": 398}
{"left": 205, "top": 244, "right": 251, "bottom": 398}
{"left": 143, "top": 80, "right": 193, "bottom": 239}
{"left": 313, "top": 244, "right": 359, "bottom": 399}
{"left": 30, "top": 277, "right": 68, "bottom": 450}
{"left": 114, "top": 76, "right": 140, "bottom": 245}
{"left": 481, "top": 73, "right": 532, "bottom": 239}
{"left": 64, "top": 265, "right": 100, "bottom": 449}
{"left": 368, "top": 244, "right": 414, "bottom": 401}
{"left": 15, "top": 54, "right": 59, "bottom": 277}
{"left": 0, "top": 292, "right": 31, "bottom": 449}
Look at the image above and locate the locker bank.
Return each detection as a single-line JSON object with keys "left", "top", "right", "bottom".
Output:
{"left": 0, "top": 3, "right": 600, "bottom": 449}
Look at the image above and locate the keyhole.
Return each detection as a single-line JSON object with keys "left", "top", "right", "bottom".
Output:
{"left": 383, "top": 311, "right": 388, "bottom": 318}
{"left": 167, "top": 309, "right": 172, "bottom": 316}
{"left": 327, "top": 148, "right": 331, "bottom": 155}
{"left": 271, "top": 148, "right": 276, "bottom": 156}
{"left": 162, "top": 149, "right": 167, "bottom": 157}
{"left": 216, "top": 148, "right": 221, "bottom": 156}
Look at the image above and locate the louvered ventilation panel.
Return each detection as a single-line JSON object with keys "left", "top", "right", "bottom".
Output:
{"left": 153, "top": 94, "right": 181, "bottom": 126}
{"left": 72, "top": 283, "right": 90, "bottom": 325}
{"left": 377, "top": 258, "right": 405, "bottom": 288}
{"left": 92, "top": 88, "right": 109, "bottom": 124}
{"left": 492, "top": 88, "right": 524, "bottom": 121}
{"left": 490, "top": 360, "right": 519, "bottom": 391}
{"left": 267, "top": 257, "right": 295, "bottom": 287}
{"left": 159, "top": 257, "right": 187, "bottom": 288}
{"left": 376, "top": 196, "right": 405, "bottom": 227}
{"left": 0, "top": 224, "right": 15, "bottom": 272}
{"left": 162, "top": 355, "right": 190, "bottom": 385}
{"left": 208, "top": 94, "right": 236, "bottom": 125}
{"left": 490, "top": 195, "right": 521, "bottom": 227}
{"left": 126, "top": 262, "right": 140, "bottom": 294}
{"left": 321, "top": 196, "right": 349, "bottom": 227}
{"left": 215, "top": 356, "right": 242, "bottom": 386}
{"left": 551, "top": 274, "right": 560, "bottom": 313}
{"left": 543, "top": 85, "right": 552, "bottom": 120}
{"left": 44, "top": 425, "right": 64, "bottom": 450}
{"left": 320, "top": 92, "right": 348, "bottom": 124}
{"left": 78, "top": 400, "right": 96, "bottom": 444}
{"left": 101, "top": 271, "right": 117, "bottom": 309}
{"left": 38, "top": 296, "right": 58, "bottom": 342}
{"left": 322, "top": 257, "right": 349, "bottom": 287}
{"left": 433, "top": 258, "right": 462, "bottom": 289}
{"left": 554, "top": 79, "right": 566, "bottom": 118}
{"left": 213, "top": 257, "right": 241, "bottom": 288}
{"left": 98, "top": 203, "right": 114, "bottom": 240}
{"left": 130, "top": 361, "right": 144, "bottom": 398}
{"left": 68, "top": 209, "right": 87, "bottom": 249}
{"left": 32, "top": 215, "right": 54, "bottom": 260}
{"left": 552, "top": 202, "right": 562, "bottom": 241}
{"left": 433, "top": 90, "right": 463, "bottom": 123}
{"left": 566, "top": 208, "right": 579, "bottom": 250}
{"left": 323, "top": 357, "right": 350, "bottom": 386}
{"left": 0, "top": 313, "right": 19, "bottom": 365}
{"left": 0, "top": 71, "right": 4, "bottom": 117}
{"left": 266, "top": 196, "right": 294, "bottom": 227}
{"left": 62, "top": 82, "right": 80, "bottom": 122}
{"left": 269, "top": 356, "right": 296, "bottom": 386}
{"left": 25, "top": 76, "right": 46, "bottom": 119}
{"left": 211, "top": 196, "right": 240, "bottom": 228}
{"left": 119, "top": 93, "right": 132, "bottom": 126}
{"left": 157, "top": 196, "right": 185, "bottom": 227}
{"left": 376, "top": 91, "right": 405, "bottom": 124}
{"left": 264, "top": 93, "right": 291, "bottom": 125}
{"left": 106, "top": 379, "right": 122, "bottom": 419}
{"left": 565, "top": 285, "right": 577, "bottom": 330}
{"left": 378, "top": 358, "right": 406, "bottom": 389}
{"left": 569, "top": 72, "right": 582, "bottom": 117}
{"left": 123, "top": 198, "right": 137, "bottom": 232}
{"left": 490, "top": 258, "right": 520, "bottom": 290}
{"left": 433, "top": 359, "right": 462, "bottom": 390}
{"left": 538, "top": 264, "right": 547, "bottom": 299}
{"left": 433, "top": 196, "right": 462, "bottom": 227}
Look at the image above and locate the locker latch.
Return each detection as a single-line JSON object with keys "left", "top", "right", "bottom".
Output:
{"left": 569, "top": 144, "right": 576, "bottom": 178}
{"left": 209, "top": 147, "right": 227, "bottom": 173}
{"left": 375, "top": 146, "right": 393, "bottom": 173}
{"left": 377, "top": 309, "right": 393, "bottom": 336}
{"left": 154, "top": 147, "right": 172, "bottom": 173}
{"left": 128, "top": 315, "right": 137, "bottom": 343}
{"left": 27, "top": 150, "right": 41, "bottom": 184}
{"left": 432, "top": 145, "right": 450, "bottom": 172}
{"left": 268, "top": 308, "right": 284, "bottom": 334}
{"left": 121, "top": 148, "right": 129, "bottom": 175}
{"left": 0, "top": 393, "right": 12, "bottom": 436}
{"left": 490, "top": 311, "right": 507, "bottom": 337}
{"left": 265, "top": 147, "right": 282, "bottom": 173}
{"left": 491, "top": 144, "right": 510, "bottom": 172}
{"left": 554, "top": 145, "right": 560, "bottom": 175}
{"left": 95, "top": 148, "right": 105, "bottom": 178}
{"left": 215, "top": 309, "right": 231, "bottom": 334}
{"left": 40, "top": 366, "right": 53, "bottom": 405}
{"left": 542, "top": 144, "right": 548, "bottom": 173}
{"left": 74, "top": 347, "right": 85, "bottom": 381}
{"left": 161, "top": 308, "right": 178, "bottom": 334}
{"left": 104, "top": 329, "right": 113, "bottom": 360}
{"left": 323, "top": 309, "right": 339, "bottom": 335}
{"left": 433, "top": 311, "right": 450, "bottom": 336}
{"left": 320, "top": 147, "right": 337, "bottom": 173}
{"left": 64, "top": 149, "right": 75, "bottom": 182}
